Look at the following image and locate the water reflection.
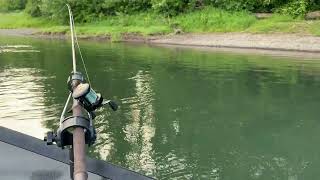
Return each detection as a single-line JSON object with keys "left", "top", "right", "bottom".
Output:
{"left": 0, "top": 68, "right": 50, "bottom": 138}
{"left": 0, "top": 45, "right": 40, "bottom": 53}
{"left": 123, "top": 70, "right": 156, "bottom": 176}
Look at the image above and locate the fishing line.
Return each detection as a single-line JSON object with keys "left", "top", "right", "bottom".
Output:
{"left": 59, "top": 4, "right": 92, "bottom": 121}
{"left": 60, "top": 92, "right": 72, "bottom": 123}
{"left": 50, "top": 5, "right": 67, "bottom": 20}
{"left": 67, "top": 4, "right": 92, "bottom": 85}
{"left": 73, "top": 23, "right": 92, "bottom": 85}
{"left": 67, "top": 4, "right": 76, "bottom": 72}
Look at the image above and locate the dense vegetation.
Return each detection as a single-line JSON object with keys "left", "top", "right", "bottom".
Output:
{"left": 1, "top": 0, "right": 320, "bottom": 23}
{"left": 1, "top": 0, "right": 320, "bottom": 40}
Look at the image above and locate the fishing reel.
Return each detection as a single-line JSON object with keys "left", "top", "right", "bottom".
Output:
{"left": 67, "top": 72, "right": 118, "bottom": 113}
{"left": 45, "top": 72, "right": 118, "bottom": 148}
{"left": 72, "top": 83, "right": 118, "bottom": 112}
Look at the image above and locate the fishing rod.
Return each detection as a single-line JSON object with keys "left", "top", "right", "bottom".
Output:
{"left": 44, "top": 4, "right": 118, "bottom": 180}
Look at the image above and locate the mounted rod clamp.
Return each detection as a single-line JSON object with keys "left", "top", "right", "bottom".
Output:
{"left": 45, "top": 116, "right": 96, "bottom": 148}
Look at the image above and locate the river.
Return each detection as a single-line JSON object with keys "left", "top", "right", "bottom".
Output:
{"left": 1, "top": 35, "right": 320, "bottom": 180}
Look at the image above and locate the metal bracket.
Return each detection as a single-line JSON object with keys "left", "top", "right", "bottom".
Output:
{"left": 67, "top": 72, "right": 84, "bottom": 91}
{"left": 45, "top": 116, "right": 96, "bottom": 148}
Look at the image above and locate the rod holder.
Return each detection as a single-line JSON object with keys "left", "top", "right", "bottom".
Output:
{"left": 44, "top": 116, "right": 96, "bottom": 148}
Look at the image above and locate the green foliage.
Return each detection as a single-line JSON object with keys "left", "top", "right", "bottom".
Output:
{"left": 101, "top": 0, "right": 151, "bottom": 15}
{"left": 197, "top": 0, "right": 291, "bottom": 12}
{"left": 26, "top": 0, "right": 41, "bottom": 17}
{"left": 0, "top": 0, "right": 27, "bottom": 12}
{"left": 38, "top": 0, "right": 99, "bottom": 23}
{"left": 0, "top": 0, "right": 319, "bottom": 24}
{"left": 37, "top": 0, "right": 152, "bottom": 23}
{"left": 210, "top": 0, "right": 256, "bottom": 11}
{"left": 41, "top": 12, "right": 171, "bottom": 36}
{"left": 0, "top": 1, "right": 6, "bottom": 12}
{"left": 174, "top": 7, "right": 257, "bottom": 32}
{"left": 309, "top": 0, "right": 320, "bottom": 11}
{"left": 3, "top": 9, "right": 320, "bottom": 37}
{"left": 247, "top": 14, "right": 303, "bottom": 33}
{"left": 0, "top": 12, "right": 51, "bottom": 28}
{"left": 309, "top": 20, "right": 320, "bottom": 35}
{"left": 277, "top": 0, "right": 309, "bottom": 17}
{"left": 151, "top": 0, "right": 196, "bottom": 16}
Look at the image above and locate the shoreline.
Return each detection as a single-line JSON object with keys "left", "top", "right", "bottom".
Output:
{"left": 2, "top": 28, "right": 320, "bottom": 58}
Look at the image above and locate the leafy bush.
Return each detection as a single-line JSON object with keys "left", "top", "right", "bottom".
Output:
{"left": 309, "top": 0, "right": 320, "bottom": 11}
{"left": 0, "top": 0, "right": 27, "bottom": 12}
{"left": 209, "top": 0, "right": 255, "bottom": 11}
{"left": 204, "top": 0, "right": 292, "bottom": 12}
{"left": 101, "top": 0, "right": 151, "bottom": 15}
{"left": 277, "top": 0, "right": 309, "bottom": 17}
{"left": 1, "top": 0, "right": 318, "bottom": 22}
{"left": 37, "top": 0, "right": 152, "bottom": 23}
{"left": 151, "top": 0, "right": 196, "bottom": 16}
{"left": 26, "top": 0, "right": 41, "bottom": 17}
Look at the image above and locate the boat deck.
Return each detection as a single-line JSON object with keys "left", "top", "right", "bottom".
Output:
{"left": 0, "top": 127, "right": 153, "bottom": 180}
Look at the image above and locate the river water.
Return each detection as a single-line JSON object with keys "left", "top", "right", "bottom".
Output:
{"left": 1, "top": 35, "right": 320, "bottom": 179}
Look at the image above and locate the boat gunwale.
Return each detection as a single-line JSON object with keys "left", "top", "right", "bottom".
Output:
{"left": 0, "top": 126, "right": 154, "bottom": 180}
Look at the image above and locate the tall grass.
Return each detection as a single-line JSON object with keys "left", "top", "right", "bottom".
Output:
{"left": 1, "top": 8, "right": 320, "bottom": 37}
{"left": 0, "top": 12, "right": 53, "bottom": 28}
{"left": 174, "top": 8, "right": 257, "bottom": 32}
{"left": 81, "top": 13, "right": 171, "bottom": 35}
{"left": 247, "top": 15, "right": 309, "bottom": 33}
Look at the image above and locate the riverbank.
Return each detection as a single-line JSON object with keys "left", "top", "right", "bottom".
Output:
{"left": 2, "top": 28, "right": 320, "bottom": 54}
{"left": 2, "top": 8, "right": 320, "bottom": 53}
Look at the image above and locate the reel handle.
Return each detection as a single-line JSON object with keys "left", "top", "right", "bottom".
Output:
{"left": 102, "top": 100, "right": 118, "bottom": 111}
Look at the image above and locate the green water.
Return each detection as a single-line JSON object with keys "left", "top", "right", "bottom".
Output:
{"left": 1, "top": 36, "right": 320, "bottom": 180}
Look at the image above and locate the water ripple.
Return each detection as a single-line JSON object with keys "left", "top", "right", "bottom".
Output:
{"left": 0, "top": 45, "right": 39, "bottom": 53}
{"left": 0, "top": 68, "right": 50, "bottom": 139}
